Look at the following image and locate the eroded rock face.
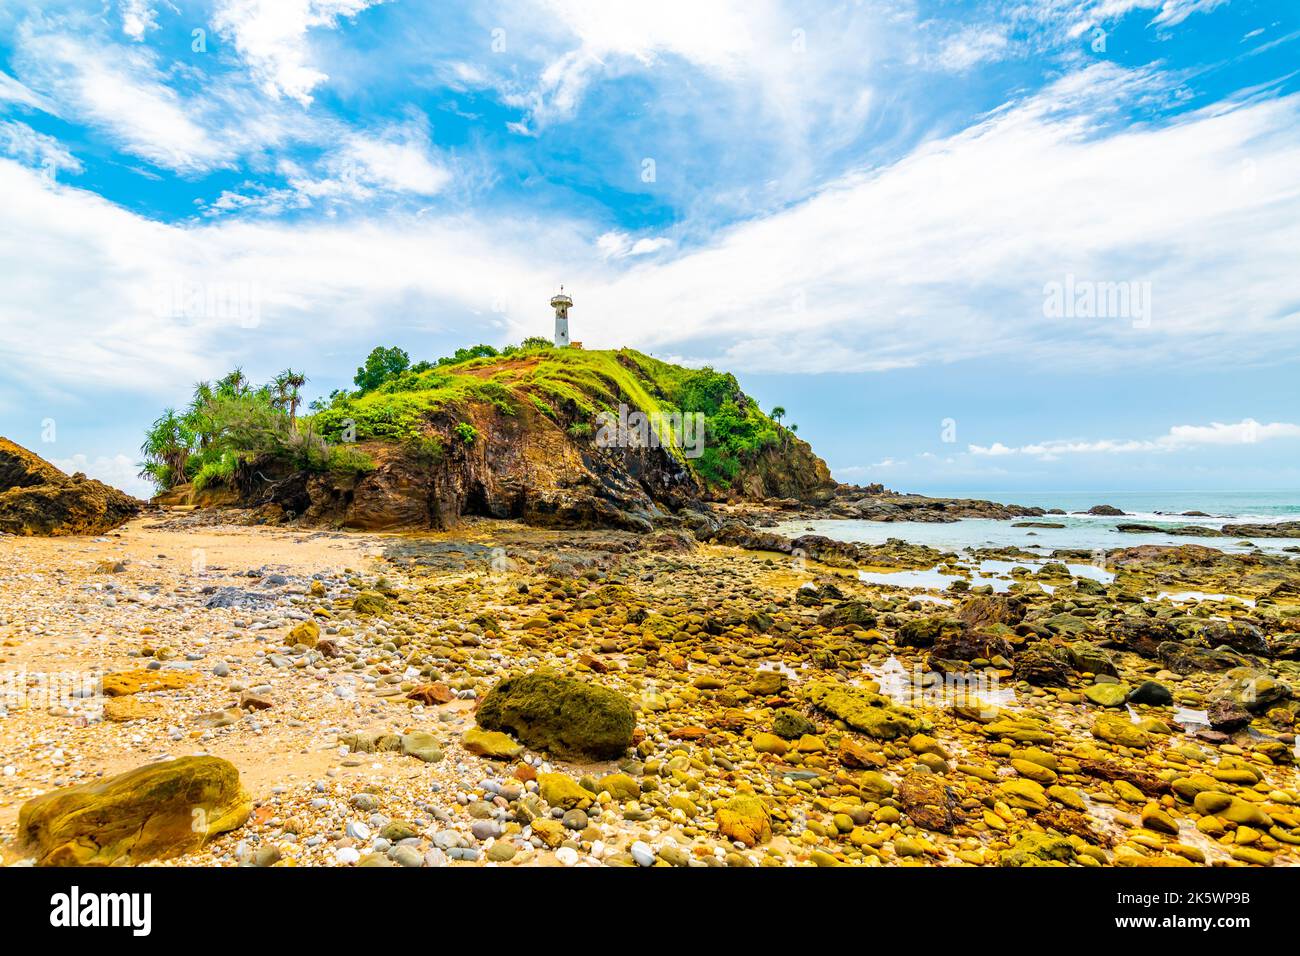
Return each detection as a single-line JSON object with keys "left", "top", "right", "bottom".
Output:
{"left": 0, "top": 437, "right": 142, "bottom": 535}
{"left": 18, "top": 756, "right": 251, "bottom": 866}
{"left": 476, "top": 671, "right": 636, "bottom": 760}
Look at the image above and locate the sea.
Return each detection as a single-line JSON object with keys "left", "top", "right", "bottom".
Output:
{"left": 772, "top": 490, "right": 1300, "bottom": 557}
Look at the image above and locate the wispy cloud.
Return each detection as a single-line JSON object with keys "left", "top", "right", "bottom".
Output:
{"left": 970, "top": 420, "right": 1300, "bottom": 458}
{"left": 212, "top": 0, "right": 389, "bottom": 105}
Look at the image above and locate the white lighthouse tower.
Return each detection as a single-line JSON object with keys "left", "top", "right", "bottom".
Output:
{"left": 550, "top": 287, "right": 572, "bottom": 348}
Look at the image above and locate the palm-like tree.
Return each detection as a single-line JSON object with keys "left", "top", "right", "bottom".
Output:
{"left": 770, "top": 406, "right": 786, "bottom": 427}
{"left": 274, "top": 369, "right": 308, "bottom": 425}
{"left": 139, "top": 408, "right": 194, "bottom": 489}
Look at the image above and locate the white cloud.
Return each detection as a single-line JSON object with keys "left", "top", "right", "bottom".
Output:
{"left": 936, "top": 27, "right": 1011, "bottom": 72}
{"left": 340, "top": 123, "right": 450, "bottom": 196}
{"left": 201, "top": 119, "right": 451, "bottom": 215}
{"left": 120, "top": 0, "right": 159, "bottom": 41}
{"left": 969, "top": 420, "right": 1300, "bottom": 458}
{"left": 13, "top": 29, "right": 230, "bottom": 173}
{"left": 213, "top": 0, "right": 388, "bottom": 106}
{"left": 596, "top": 231, "right": 673, "bottom": 260}
{"left": 0, "top": 119, "right": 82, "bottom": 174}
{"left": 0, "top": 69, "right": 52, "bottom": 111}
{"left": 1064, "top": 0, "right": 1231, "bottom": 38}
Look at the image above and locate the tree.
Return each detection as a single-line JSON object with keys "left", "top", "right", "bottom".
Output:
{"left": 214, "top": 368, "right": 250, "bottom": 398}
{"left": 438, "top": 344, "right": 499, "bottom": 366}
{"left": 519, "top": 336, "right": 553, "bottom": 350}
{"left": 770, "top": 406, "right": 786, "bottom": 426}
{"left": 272, "top": 369, "right": 308, "bottom": 425}
{"left": 138, "top": 408, "right": 194, "bottom": 490}
{"left": 354, "top": 346, "right": 411, "bottom": 393}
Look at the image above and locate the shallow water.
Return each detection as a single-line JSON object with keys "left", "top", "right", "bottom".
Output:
{"left": 856, "top": 559, "right": 1113, "bottom": 594}
{"left": 775, "top": 507, "right": 1299, "bottom": 557}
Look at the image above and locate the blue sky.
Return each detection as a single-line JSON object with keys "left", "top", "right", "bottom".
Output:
{"left": 0, "top": 0, "right": 1298, "bottom": 498}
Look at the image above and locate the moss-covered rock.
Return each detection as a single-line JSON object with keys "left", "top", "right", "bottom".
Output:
{"left": 477, "top": 671, "right": 636, "bottom": 760}
{"left": 352, "top": 591, "right": 390, "bottom": 615}
{"left": 999, "top": 831, "right": 1076, "bottom": 867}
{"left": 287, "top": 620, "right": 320, "bottom": 648}
{"left": 771, "top": 707, "right": 817, "bottom": 740}
{"left": 806, "top": 682, "right": 924, "bottom": 740}
{"left": 18, "top": 756, "right": 250, "bottom": 866}
{"left": 716, "top": 794, "right": 771, "bottom": 847}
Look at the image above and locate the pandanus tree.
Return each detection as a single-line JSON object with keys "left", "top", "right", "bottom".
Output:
{"left": 139, "top": 408, "right": 195, "bottom": 490}
{"left": 272, "top": 369, "right": 308, "bottom": 426}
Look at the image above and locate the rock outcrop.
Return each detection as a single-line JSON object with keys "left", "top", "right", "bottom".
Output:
{"left": 0, "top": 437, "right": 142, "bottom": 535}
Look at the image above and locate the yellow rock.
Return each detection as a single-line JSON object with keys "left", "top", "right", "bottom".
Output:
{"left": 1114, "top": 780, "right": 1145, "bottom": 803}
{"left": 717, "top": 794, "right": 772, "bottom": 847}
{"left": 1231, "top": 846, "right": 1274, "bottom": 866}
{"left": 530, "top": 818, "right": 565, "bottom": 848}
{"left": 100, "top": 669, "right": 198, "bottom": 697}
{"left": 597, "top": 773, "right": 640, "bottom": 801}
{"left": 18, "top": 756, "right": 250, "bottom": 866}
{"left": 1048, "top": 785, "right": 1086, "bottom": 811}
{"left": 752, "top": 732, "right": 788, "bottom": 755}
{"left": 461, "top": 727, "right": 523, "bottom": 760}
{"left": 1141, "top": 803, "right": 1179, "bottom": 835}
{"left": 537, "top": 773, "right": 594, "bottom": 810}
{"left": 1092, "top": 713, "right": 1151, "bottom": 749}
{"left": 287, "top": 620, "right": 320, "bottom": 648}
{"left": 101, "top": 697, "right": 161, "bottom": 722}
{"left": 996, "top": 778, "right": 1048, "bottom": 812}
{"left": 1012, "top": 758, "right": 1057, "bottom": 785}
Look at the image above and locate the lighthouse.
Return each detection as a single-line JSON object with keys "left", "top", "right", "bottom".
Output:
{"left": 550, "top": 287, "right": 572, "bottom": 348}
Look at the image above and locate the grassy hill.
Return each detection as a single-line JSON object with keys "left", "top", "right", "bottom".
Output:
{"left": 141, "top": 341, "right": 833, "bottom": 529}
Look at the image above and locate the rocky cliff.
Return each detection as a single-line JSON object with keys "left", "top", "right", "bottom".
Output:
{"left": 0, "top": 438, "right": 143, "bottom": 535}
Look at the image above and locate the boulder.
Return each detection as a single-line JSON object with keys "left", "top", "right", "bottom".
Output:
{"left": 771, "top": 707, "right": 817, "bottom": 740}
{"left": 0, "top": 437, "right": 142, "bottom": 536}
{"left": 18, "top": 756, "right": 250, "bottom": 865}
{"left": 1190, "top": 620, "right": 1270, "bottom": 657}
{"left": 1208, "top": 670, "right": 1291, "bottom": 714}
{"left": 476, "top": 671, "right": 636, "bottom": 760}
{"left": 1109, "top": 614, "right": 1183, "bottom": 658}
{"left": 999, "top": 831, "right": 1076, "bottom": 867}
{"left": 1013, "top": 641, "right": 1072, "bottom": 687}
